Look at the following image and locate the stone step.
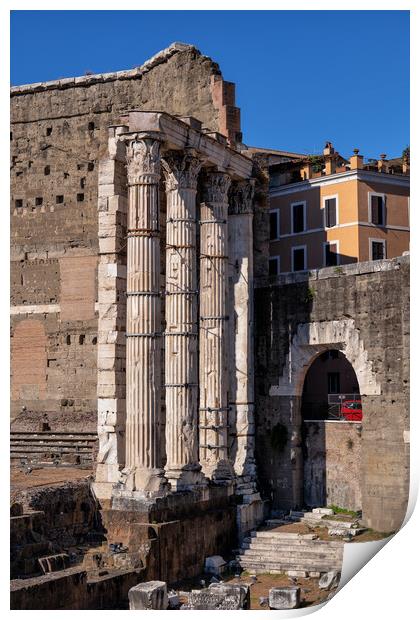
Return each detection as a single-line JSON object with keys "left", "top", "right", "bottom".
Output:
{"left": 251, "top": 531, "right": 317, "bottom": 540}
{"left": 239, "top": 557, "right": 342, "bottom": 566}
{"left": 240, "top": 549, "right": 342, "bottom": 561}
{"left": 238, "top": 561, "right": 342, "bottom": 572}
{"left": 238, "top": 555, "right": 342, "bottom": 567}
{"left": 244, "top": 539, "right": 343, "bottom": 549}
{"left": 242, "top": 541, "right": 342, "bottom": 552}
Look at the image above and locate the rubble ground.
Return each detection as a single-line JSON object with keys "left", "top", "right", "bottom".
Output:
{"left": 171, "top": 570, "right": 334, "bottom": 609}
{"left": 262, "top": 519, "right": 392, "bottom": 543}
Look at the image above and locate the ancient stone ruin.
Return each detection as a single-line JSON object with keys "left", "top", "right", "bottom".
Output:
{"left": 10, "top": 42, "right": 409, "bottom": 610}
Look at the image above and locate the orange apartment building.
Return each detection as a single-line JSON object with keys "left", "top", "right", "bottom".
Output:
{"left": 268, "top": 143, "right": 410, "bottom": 275}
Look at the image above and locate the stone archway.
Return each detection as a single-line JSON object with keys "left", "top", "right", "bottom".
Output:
{"left": 301, "top": 348, "right": 363, "bottom": 510}
{"left": 269, "top": 318, "right": 381, "bottom": 399}
{"left": 267, "top": 318, "right": 379, "bottom": 510}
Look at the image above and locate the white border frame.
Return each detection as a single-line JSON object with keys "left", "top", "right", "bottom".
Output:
{"left": 323, "top": 239, "right": 340, "bottom": 267}
{"left": 368, "top": 191, "right": 386, "bottom": 226}
{"left": 268, "top": 255, "right": 280, "bottom": 276}
{"left": 291, "top": 244, "right": 307, "bottom": 271}
{"left": 322, "top": 193, "right": 339, "bottom": 228}
{"left": 269, "top": 208, "right": 280, "bottom": 240}
{"left": 369, "top": 237, "right": 387, "bottom": 261}
{"left": 290, "top": 200, "right": 306, "bottom": 234}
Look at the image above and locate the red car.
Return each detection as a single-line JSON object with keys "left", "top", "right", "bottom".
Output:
{"left": 340, "top": 400, "right": 363, "bottom": 421}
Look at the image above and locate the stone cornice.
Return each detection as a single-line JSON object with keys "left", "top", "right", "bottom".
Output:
{"left": 270, "top": 169, "right": 410, "bottom": 197}
{"left": 119, "top": 111, "right": 252, "bottom": 180}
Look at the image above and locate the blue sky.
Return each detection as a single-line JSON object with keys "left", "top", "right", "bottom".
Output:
{"left": 10, "top": 10, "right": 409, "bottom": 159}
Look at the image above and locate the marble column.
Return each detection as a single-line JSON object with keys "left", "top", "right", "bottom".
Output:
{"left": 199, "top": 171, "right": 234, "bottom": 480}
{"left": 228, "top": 180, "right": 258, "bottom": 489}
{"left": 123, "top": 134, "right": 166, "bottom": 495}
{"left": 162, "top": 150, "right": 205, "bottom": 490}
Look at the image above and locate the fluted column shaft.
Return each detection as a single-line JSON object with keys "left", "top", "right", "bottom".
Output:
{"left": 199, "top": 171, "right": 233, "bottom": 480}
{"left": 162, "top": 151, "right": 204, "bottom": 489}
{"left": 125, "top": 135, "right": 166, "bottom": 494}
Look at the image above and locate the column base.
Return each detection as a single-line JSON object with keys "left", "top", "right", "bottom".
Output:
{"left": 166, "top": 465, "right": 208, "bottom": 492}
{"left": 114, "top": 466, "right": 169, "bottom": 498}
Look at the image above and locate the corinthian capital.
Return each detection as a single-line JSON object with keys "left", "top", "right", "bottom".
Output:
{"left": 201, "top": 171, "right": 231, "bottom": 204}
{"left": 126, "top": 136, "right": 161, "bottom": 185}
{"left": 161, "top": 150, "right": 203, "bottom": 192}
{"left": 229, "top": 179, "right": 255, "bottom": 215}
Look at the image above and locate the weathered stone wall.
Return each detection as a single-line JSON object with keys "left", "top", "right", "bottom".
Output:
{"left": 10, "top": 43, "right": 241, "bottom": 429}
{"left": 303, "top": 421, "right": 362, "bottom": 511}
{"left": 254, "top": 256, "right": 409, "bottom": 532}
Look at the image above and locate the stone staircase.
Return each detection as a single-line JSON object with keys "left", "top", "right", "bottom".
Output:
{"left": 237, "top": 525, "right": 344, "bottom": 576}
{"left": 11, "top": 431, "right": 98, "bottom": 468}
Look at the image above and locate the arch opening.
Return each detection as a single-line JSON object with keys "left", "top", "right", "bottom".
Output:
{"left": 301, "top": 349, "right": 361, "bottom": 421}
{"left": 301, "top": 349, "right": 363, "bottom": 511}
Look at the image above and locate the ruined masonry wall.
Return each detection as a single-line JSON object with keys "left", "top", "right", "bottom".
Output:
{"left": 303, "top": 421, "right": 362, "bottom": 511}
{"left": 10, "top": 44, "right": 241, "bottom": 428}
{"left": 254, "top": 256, "right": 409, "bottom": 532}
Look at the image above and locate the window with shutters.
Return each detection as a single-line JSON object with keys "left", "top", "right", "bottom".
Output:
{"left": 323, "top": 195, "right": 338, "bottom": 228}
{"left": 269, "top": 210, "right": 280, "bottom": 240}
{"left": 292, "top": 246, "right": 306, "bottom": 271}
{"left": 370, "top": 239, "right": 386, "bottom": 261}
{"left": 369, "top": 193, "right": 385, "bottom": 225}
{"left": 323, "top": 241, "right": 339, "bottom": 267}
{"left": 291, "top": 202, "right": 305, "bottom": 233}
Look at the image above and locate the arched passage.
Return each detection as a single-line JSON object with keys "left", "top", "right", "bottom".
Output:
{"left": 302, "top": 349, "right": 360, "bottom": 421}
{"left": 301, "top": 349, "right": 363, "bottom": 510}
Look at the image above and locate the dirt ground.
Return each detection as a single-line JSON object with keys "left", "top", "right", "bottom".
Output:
{"left": 173, "top": 571, "right": 334, "bottom": 609}
{"left": 10, "top": 466, "right": 93, "bottom": 493}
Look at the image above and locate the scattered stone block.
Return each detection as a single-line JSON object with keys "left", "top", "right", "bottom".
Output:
{"left": 128, "top": 581, "right": 168, "bottom": 610}
{"left": 313, "top": 508, "right": 334, "bottom": 516}
{"left": 209, "top": 582, "right": 251, "bottom": 609}
{"left": 167, "top": 591, "right": 180, "bottom": 609}
{"left": 319, "top": 571, "right": 340, "bottom": 590}
{"left": 182, "top": 587, "right": 243, "bottom": 610}
{"left": 328, "top": 527, "right": 350, "bottom": 537}
{"left": 269, "top": 586, "right": 301, "bottom": 609}
{"left": 204, "top": 555, "right": 226, "bottom": 576}
{"left": 286, "top": 570, "right": 308, "bottom": 578}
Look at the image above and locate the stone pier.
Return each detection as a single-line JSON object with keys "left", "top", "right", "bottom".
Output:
{"left": 93, "top": 125, "right": 128, "bottom": 500}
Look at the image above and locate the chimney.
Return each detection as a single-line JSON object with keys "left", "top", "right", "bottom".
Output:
{"left": 300, "top": 162, "right": 312, "bottom": 180}
{"left": 350, "top": 148, "right": 363, "bottom": 170}
{"left": 323, "top": 142, "right": 336, "bottom": 175}
{"left": 323, "top": 141, "right": 335, "bottom": 156}
{"left": 377, "top": 153, "right": 388, "bottom": 173}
